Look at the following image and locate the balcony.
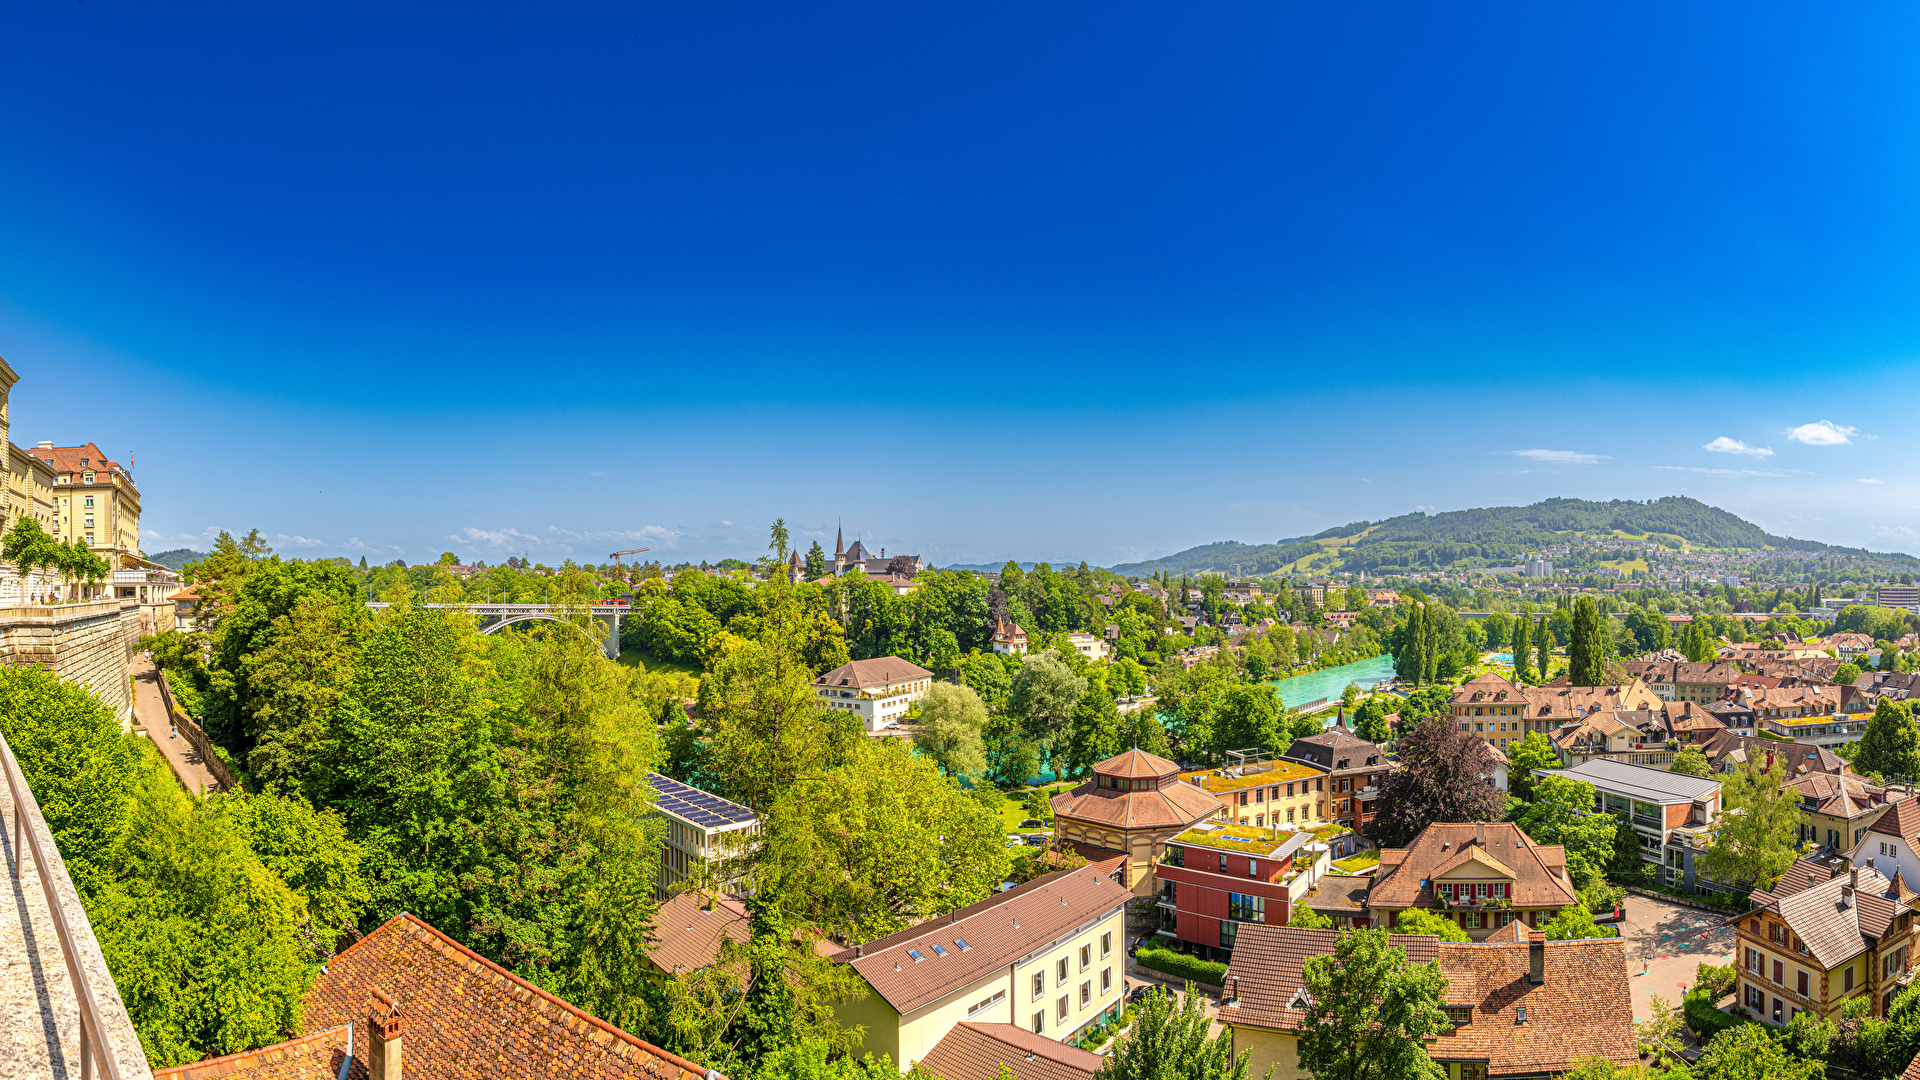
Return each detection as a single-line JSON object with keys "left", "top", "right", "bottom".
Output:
{"left": 1, "top": 728, "right": 152, "bottom": 1078}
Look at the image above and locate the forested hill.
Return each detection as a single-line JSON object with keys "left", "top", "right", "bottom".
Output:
{"left": 1108, "top": 497, "right": 1903, "bottom": 577}
{"left": 146, "top": 547, "right": 206, "bottom": 570}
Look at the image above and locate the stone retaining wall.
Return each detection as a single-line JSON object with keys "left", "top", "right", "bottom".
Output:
{"left": 0, "top": 600, "right": 141, "bottom": 725}
{"left": 155, "top": 668, "right": 236, "bottom": 793}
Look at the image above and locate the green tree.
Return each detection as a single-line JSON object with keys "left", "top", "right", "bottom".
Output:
{"left": 1097, "top": 981, "right": 1259, "bottom": 1080}
{"left": 1504, "top": 732, "right": 1559, "bottom": 801}
{"left": 1533, "top": 615, "right": 1556, "bottom": 678}
{"left": 1698, "top": 756, "right": 1800, "bottom": 890}
{"left": 1296, "top": 927, "right": 1450, "bottom": 1080}
{"left": 1834, "top": 662, "right": 1862, "bottom": 685}
{"left": 1692, "top": 1021, "right": 1822, "bottom": 1080}
{"left": 242, "top": 592, "right": 362, "bottom": 789}
{"left": 2, "top": 515, "right": 66, "bottom": 599}
{"left": 1510, "top": 614, "right": 1533, "bottom": 682}
{"left": 914, "top": 682, "right": 989, "bottom": 782}
{"left": 1392, "top": 907, "right": 1470, "bottom": 942}
{"left": 1668, "top": 747, "right": 1712, "bottom": 778}
{"left": 1009, "top": 652, "right": 1088, "bottom": 755}
{"left": 1542, "top": 904, "right": 1613, "bottom": 940}
{"left": 1856, "top": 697, "right": 1920, "bottom": 784}
{"left": 803, "top": 541, "right": 828, "bottom": 581}
{"left": 1568, "top": 597, "right": 1608, "bottom": 686}
{"left": 1353, "top": 696, "right": 1394, "bottom": 744}
{"left": 1516, "top": 775, "right": 1616, "bottom": 891}
{"left": 1288, "top": 901, "right": 1334, "bottom": 929}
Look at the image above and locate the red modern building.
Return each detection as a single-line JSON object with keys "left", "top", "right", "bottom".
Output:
{"left": 1152, "top": 824, "right": 1330, "bottom": 961}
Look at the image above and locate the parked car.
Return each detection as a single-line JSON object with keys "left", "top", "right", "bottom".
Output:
{"left": 1024, "top": 833, "right": 1051, "bottom": 846}
{"left": 1019, "top": 818, "right": 1044, "bottom": 829}
{"left": 1127, "top": 984, "right": 1166, "bottom": 1005}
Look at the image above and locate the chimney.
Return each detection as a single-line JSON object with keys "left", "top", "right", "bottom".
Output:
{"left": 1475, "top": 822, "right": 1486, "bottom": 848}
{"left": 370, "top": 990, "right": 402, "bottom": 1080}
{"left": 1853, "top": 868, "right": 1861, "bottom": 890}
{"left": 854, "top": 942, "right": 863, "bottom": 958}
{"left": 1527, "top": 940, "right": 1545, "bottom": 986}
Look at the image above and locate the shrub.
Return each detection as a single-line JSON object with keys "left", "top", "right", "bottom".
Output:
{"left": 1683, "top": 986, "right": 1746, "bottom": 1041}
{"left": 1134, "top": 946, "right": 1228, "bottom": 986}
{"left": 1695, "top": 962, "right": 1736, "bottom": 1003}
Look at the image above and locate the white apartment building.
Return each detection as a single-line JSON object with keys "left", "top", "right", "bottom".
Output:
{"left": 812, "top": 656, "right": 935, "bottom": 732}
{"left": 1064, "top": 631, "right": 1109, "bottom": 662}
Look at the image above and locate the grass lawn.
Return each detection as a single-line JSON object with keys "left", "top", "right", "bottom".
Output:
{"left": 1332, "top": 850, "right": 1380, "bottom": 873}
{"left": 989, "top": 784, "right": 1072, "bottom": 834}
{"left": 616, "top": 648, "right": 703, "bottom": 677}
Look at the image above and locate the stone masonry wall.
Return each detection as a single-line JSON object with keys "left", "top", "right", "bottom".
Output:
{"left": 0, "top": 599, "right": 141, "bottom": 725}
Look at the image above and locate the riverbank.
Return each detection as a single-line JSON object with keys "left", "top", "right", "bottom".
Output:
{"left": 1266, "top": 653, "right": 1397, "bottom": 717}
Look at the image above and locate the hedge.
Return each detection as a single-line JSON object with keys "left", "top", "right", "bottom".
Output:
{"left": 1683, "top": 986, "right": 1748, "bottom": 1041}
{"left": 1135, "top": 947, "right": 1227, "bottom": 987}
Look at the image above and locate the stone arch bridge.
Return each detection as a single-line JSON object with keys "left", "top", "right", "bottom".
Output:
{"left": 365, "top": 601, "right": 627, "bottom": 658}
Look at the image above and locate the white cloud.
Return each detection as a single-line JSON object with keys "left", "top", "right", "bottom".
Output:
{"left": 588, "top": 470, "right": 609, "bottom": 478}
{"left": 1787, "top": 420, "right": 1858, "bottom": 446}
{"left": 1510, "top": 449, "right": 1608, "bottom": 466}
{"left": 272, "top": 533, "right": 327, "bottom": 549}
{"left": 719, "top": 520, "right": 733, "bottom": 527}
{"left": 1859, "top": 478, "right": 1883, "bottom": 484}
{"left": 1652, "top": 466, "right": 1798, "bottom": 478}
{"left": 341, "top": 537, "right": 383, "bottom": 553}
{"left": 1702, "top": 436, "right": 1773, "bottom": 458}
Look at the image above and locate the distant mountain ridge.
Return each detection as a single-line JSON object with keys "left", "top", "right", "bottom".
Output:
{"left": 146, "top": 548, "right": 205, "bottom": 570}
{"left": 1105, "top": 496, "right": 1912, "bottom": 577}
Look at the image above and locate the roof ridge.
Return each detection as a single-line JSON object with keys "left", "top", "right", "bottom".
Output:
{"left": 151, "top": 1023, "right": 353, "bottom": 1080}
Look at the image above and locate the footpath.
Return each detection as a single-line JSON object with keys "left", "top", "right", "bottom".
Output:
{"left": 130, "top": 654, "right": 222, "bottom": 795}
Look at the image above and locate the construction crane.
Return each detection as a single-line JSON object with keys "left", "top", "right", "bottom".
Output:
{"left": 608, "top": 548, "right": 651, "bottom": 586}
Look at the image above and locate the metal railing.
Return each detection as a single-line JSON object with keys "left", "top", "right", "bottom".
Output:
{"left": 2, "top": 726, "right": 128, "bottom": 1080}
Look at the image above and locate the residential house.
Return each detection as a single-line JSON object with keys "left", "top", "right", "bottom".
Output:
{"left": 834, "top": 867, "right": 1132, "bottom": 1068}
{"left": 1154, "top": 824, "right": 1331, "bottom": 958}
{"left": 1855, "top": 671, "right": 1920, "bottom": 709}
{"left": 1277, "top": 719, "right": 1391, "bottom": 849}
{"left": 1364, "top": 821, "right": 1581, "bottom": 940}
{"left": 1788, "top": 770, "right": 1896, "bottom": 854}
{"left": 650, "top": 772, "right": 759, "bottom": 899}
{"left": 1063, "top": 631, "right": 1108, "bottom": 662}
{"left": 811, "top": 657, "right": 935, "bottom": 732}
{"left": 1850, "top": 801, "right": 1920, "bottom": 898}
{"left": 1217, "top": 924, "right": 1637, "bottom": 1080}
{"left": 1367, "top": 590, "right": 1400, "bottom": 608}
{"left": 1730, "top": 860, "right": 1918, "bottom": 1025}
{"left": 152, "top": 913, "right": 718, "bottom": 1080}
{"left": 1703, "top": 697, "right": 1757, "bottom": 735}
{"left": 916, "top": 1023, "right": 1102, "bottom": 1080}
{"left": 1827, "top": 632, "right": 1877, "bottom": 662}
{"left": 1551, "top": 708, "right": 1676, "bottom": 768}
{"left": 646, "top": 889, "right": 750, "bottom": 980}
{"left": 991, "top": 616, "right": 1030, "bottom": 655}
{"left": 1182, "top": 756, "right": 1330, "bottom": 831}
{"left": 1617, "top": 660, "right": 1741, "bottom": 704}
{"left": 1050, "top": 748, "right": 1225, "bottom": 896}
{"left": 1532, "top": 759, "right": 1720, "bottom": 890}
{"left": 1699, "top": 732, "right": 1847, "bottom": 779}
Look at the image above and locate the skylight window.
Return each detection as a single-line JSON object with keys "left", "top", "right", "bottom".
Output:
{"left": 908, "top": 949, "right": 926, "bottom": 962}
{"left": 955, "top": 938, "right": 971, "bottom": 951}
{"left": 931, "top": 943, "right": 948, "bottom": 957}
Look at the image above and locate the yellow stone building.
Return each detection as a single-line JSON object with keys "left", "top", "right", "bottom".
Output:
{"left": 0, "top": 359, "right": 59, "bottom": 543}
{"left": 28, "top": 440, "right": 143, "bottom": 572}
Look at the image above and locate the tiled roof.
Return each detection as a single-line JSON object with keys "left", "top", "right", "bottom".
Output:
{"left": 1522, "top": 681, "right": 1660, "bottom": 720}
{"left": 1450, "top": 674, "right": 1527, "bottom": 703}
{"left": 1298, "top": 875, "right": 1371, "bottom": 915}
{"left": 1051, "top": 775, "right": 1221, "bottom": 831}
{"left": 813, "top": 657, "right": 933, "bottom": 689}
{"left": 1220, "top": 926, "right": 1637, "bottom": 1078}
{"left": 1865, "top": 799, "right": 1920, "bottom": 844}
{"left": 152, "top": 1024, "right": 361, "bottom": 1080}
{"left": 1094, "top": 748, "right": 1179, "bottom": 780}
{"left": 916, "top": 1022, "right": 1102, "bottom": 1080}
{"left": 1700, "top": 733, "right": 1844, "bottom": 776}
{"left": 646, "top": 891, "right": 750, "bottom": 977}
{"left": 848, "top": 867, "right": 1131, "bottom": 1016}
{"left": 24, "top": 442, "right": 124, "bottom": 477}
{"left": 1368, "top": 823, "right": 1577, "bottom": 910}
{"left": 303, "top": 913, "right": 715, "bottom": 1080}
{"left": 1744, "top": 870, "right": 1911, "bottom": 970}
{"left": 1905, "top": 1048, "right": 1920, "bottom": 1080}
{"left": 1786, "top": 772, "right": 1887, "bottom": 820}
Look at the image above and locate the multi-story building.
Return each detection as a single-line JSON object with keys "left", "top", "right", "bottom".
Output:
{"left": 811, "top": 656, "right": 935, "bottom": 732}
{"left": 0, "top": 359, "right": 59, "bottom": 558}
{"left": 1617, "top": 660, "right": 1741, "bottom": 704}
{"left": 1849, "top": 800, "right": 1920, "bottom": 895}
{"left": 1788, "top": 770, "right": 1896, "bottom": 855}
{"left": 1277, "top": 719, "right": 1389, "bottom": 847}
{"left": 1153, "top": 824, "right": 1329, "bottom": 959}
{"left": 1183, "top": 755, "right": 1329, "bottom": 831}
{"left": 1730, "top": 859, "right": 1918, "bottom": 1025}
{"left": 648, "top": 772, "right": 759, "bottom": 899}
{"left": 1050, "top": 748, "right": 1224, "bottom": 896}
{"left": 1219, "top": 924, "right": 1638, "bottom": 1080}
{"left": 1449, "top": 674, "right": 1665, "bottom": 753}
{"left": 27, "top": 441, "right": 144, "bottom": 580}
{"left": 835, "top": 866, "right": 1132, "bottom": 1067}
{"left": 1063, "top": 631, "right": 1108, "bottom": 662}
{"left": 1877, "top": 585, "right": 1920, "bottom": 611}
{"left": 1533, "top": 759, "right": 1720, "bottom": 889}
{"left": 1364, "top": 821, "right": 1581, "bottom": 940}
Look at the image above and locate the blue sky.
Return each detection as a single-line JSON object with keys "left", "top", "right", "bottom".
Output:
{"left": 3, "top": 1, "right": 1918, "bottom": 567}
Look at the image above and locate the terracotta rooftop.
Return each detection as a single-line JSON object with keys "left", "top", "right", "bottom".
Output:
{"left": 1050, "top": 772, "right": 1221, "bottom": 831}
{"left": 1093, "top": 748, "right": 1179, "bottom": 780}
{"left": 848, "top": 867, "right": 1131, "bottom": 1017}
{"left": 916, "top": 1022, "right": 1102, "bottom": 1080}
{"left": 152, "top": 1025, "right": 361, "bottom": 1080}
{"left": 813, "top": 657, "right": 933, "bottom": 690}
{"left": 1368, "top": 822, "right": 1577, "bottom": 911}
{"left": 307, "top": 913, "right": 716, "bottom": 1079}
{"left": 1219, "top": 926, "right": 1637, "bottom": 1079}
{"left": 646, "top": 890, "right": 750, "bottom": 977}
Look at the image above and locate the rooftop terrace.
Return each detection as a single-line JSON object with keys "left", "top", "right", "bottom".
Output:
{"left": 1181, "top": 759, "right": 1323, "bottom": 794}
{"left": 1167, "top": 823, "right": 1314, "bottom": 858}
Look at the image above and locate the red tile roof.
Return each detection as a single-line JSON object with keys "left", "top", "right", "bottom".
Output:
{"left": 1368, "top": 823, "right": 1577, "bottom": 911}
{"left": 813, "top": 657, "right": 933, "bottom": 689}
{"left": 152, "top": 1025, "right": 360, "bottom": 1080}
{"left": 646, "top": 891, "right": 750, "bottom": 977}
{"left": 848, "top": 867, "right": 1131, "bottom": 1016}
{"left": 1050, "top": 774, "right": 1222, "bottom": 831}
{"left": 1092, "top": 748, "right": 1178, "bottom": 780}
{"left": 24, "top": 441, "right": 123, "bottom": 477}
{"left": 916, "top": 1023, "right": 1101, "bottom": 1080}
{"left": 303, "top": 913, "right": 717, "bottom": 1079}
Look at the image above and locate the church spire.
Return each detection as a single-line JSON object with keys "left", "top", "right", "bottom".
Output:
{"left": 836, "top": 520, "right": 844, "bottom": 557}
